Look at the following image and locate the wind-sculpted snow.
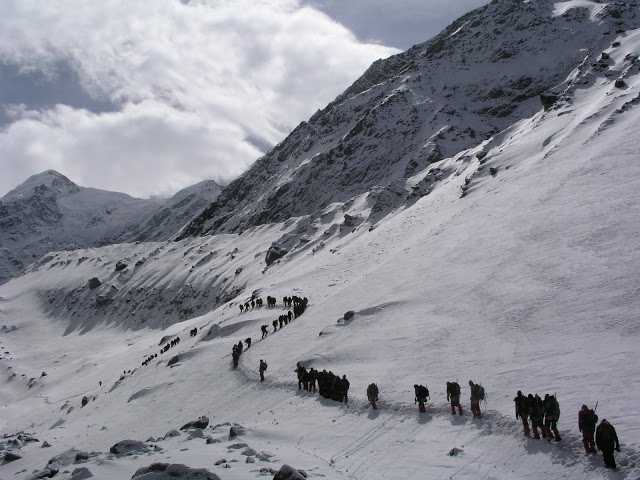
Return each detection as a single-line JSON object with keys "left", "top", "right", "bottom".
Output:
{"left": 181, "top": 0, "right": 640, "bottom": 239}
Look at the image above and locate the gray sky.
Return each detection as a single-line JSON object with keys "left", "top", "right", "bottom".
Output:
{"left": 0, "top": 0, "right": 486, "bottom": 198}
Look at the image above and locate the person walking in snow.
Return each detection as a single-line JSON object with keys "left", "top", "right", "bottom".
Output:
{"left": 529, "top": 394, "right": 545, "bottom": 439}
{"left": 261, "top": 325, "right": 268, "bottom": 339}
{"left": 596, "top": 419, "right": 620, "bottom": 469}
{"left": 447, "top": 382, "right": 463, "bottom": 416}
{"left": 543, "top": 394, "right": 561, "bottom": 441}
{"left": 295, "top": 362, "right": 306, "bottom": 390}
{"left": 469, "top": 381, "right": 484, "bottom": 418}
{"left": 414, "top": 384, "right": 429, "bottom": 413}
{"left": 245, "top": 337, "right": 251, "bottom": 349}
{"left": 341, "top": 375, "right": 350, "bottom": 404}
{"left": 367, "top": 383, "right": 379, "bottom": 409}
{"left": 579, "top": 404, "right": 598, "bottom": 454}
{"left": 259, "top": 359, "right": 268, "bottom": 382}
{"left": 514, "top": 391, "right": 530, "bottom": 436}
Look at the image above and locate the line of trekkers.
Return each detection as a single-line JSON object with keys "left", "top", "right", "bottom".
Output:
{"left": 232, "top": 294, "right": 309, "bottom": 368}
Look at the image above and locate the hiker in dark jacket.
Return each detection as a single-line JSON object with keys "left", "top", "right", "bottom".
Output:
{"left": 529, "top": 394, "right": 545, "bottom": 439}
{"left": 341, "top": 375, "right": 350, "bottom": 404}
{"left": 259, "top": 359, "right": 268, "bottom": 382}
{"left": 514, "top": 391, "right": 530, "bottom": 436}
{"left": 367, "top": 383, "right": 379, "bottom": 409}
{"left": 469, "top": 381, "right": 484, "bottom": 418}
{"left": 596, "top": 419, "right": 620, "bottom": 469}
{"left": 414, "top": 384, "right": 429, "bottom": 412}
{"left": 447, "top": 382, "right": 463, "bottom": 415}
{"left": 579, "top": 405, "right": 598, "bottom": 454}
{"left": 295, "top": 363, "right": 306, "bottom": 390}
{"left": 543, "top": 394, "right": 561, "bottom": 441}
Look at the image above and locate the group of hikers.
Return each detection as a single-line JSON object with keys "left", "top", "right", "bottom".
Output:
{"left": 295, "top": 363, "right": 350, "bottom": 403}
{"left": 513, "top": 391, "right": 621, "bottom": 469}
{"left": 514, "top": 391, "right": 561, "bottom": 441}
{"left": 444, "top": 381, "right": 484, "bottom": 417}
{"left": 160, "top": 336, "right": 181, "bottom": 355}
{"left": 257, "top": 363, "right": 623, "bottom": 471}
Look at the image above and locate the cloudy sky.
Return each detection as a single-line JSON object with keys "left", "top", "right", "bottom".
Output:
{"left": 0, "top": 0, "right": 485, "bottom": 198}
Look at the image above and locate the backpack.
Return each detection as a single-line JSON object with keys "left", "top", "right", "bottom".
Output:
{"left": 421, "top": 386, "right": 430, "bottom": 398}
{"left": 451, "top": 382, "right": 460, "bottom": 395}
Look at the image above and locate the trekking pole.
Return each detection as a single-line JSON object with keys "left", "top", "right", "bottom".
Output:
{"left": 594, "top": 401, "right": 599, "bottom": 412}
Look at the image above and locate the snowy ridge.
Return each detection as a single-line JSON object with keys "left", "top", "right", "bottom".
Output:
{"left": 180, "top": 0, "right": 639, "bottom": 239}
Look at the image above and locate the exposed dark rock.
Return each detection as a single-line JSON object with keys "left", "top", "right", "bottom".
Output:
{"left": 265, "top": 244, "right": 288, "bottom": 266}
{"left": 131, "top": 463, "right": 220, "bottom": 479}
{"left": 167, "top": 355, "right": 181, "bottom": 367}
{"left": 273, "top": 464, "right": 307, "bottom": 480}
{"left": 180, "top": 416, "right": 209, "bottom": 431}
{"left": 343, "top": 311, "right": 355, "bottom": 322}
{"left": 2, "top": 451, "right": 21, "bottom": 464}
{"left": 109, "top": 440, "right": 149, "bottom": 456}
{"left": 71, "top": 467, "right": 93, "bottom": 480}
{"left": 540, "top": 93, "right": 559, "bottom": 111}
{"left": 228, "top": 425, "right": 246, "bottom": 440}
{"left": 87, "top": 277, "right": 101, "bottom": 289}
{"left": 115, "top": 261, "right": 128, "bottom": 272}
{"left": 615, "top": 78, "right": 627, "bottom": 89}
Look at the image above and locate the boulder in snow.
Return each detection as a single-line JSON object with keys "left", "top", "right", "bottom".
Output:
{"left": 71, "top": 467, "right": 94, "bottom": 480}
{"left": 110, "top": 440, "right": 149, "bottom": 455}
{"left": 131, "top": 463, "right": 220, "bottom": 479}
{"left": 265, "top": 244, "right": 288, "bottom": 266}
{"left": 228, "top": 424, "right": 245, "bottom": 440}
{"left": 180, "top": 416, "right": 209, "bottom": 430}
{"left": 273, "top": 464, "right": 307, "bottom": 480}
{"left": 167, "top": 355, "right": 181, "bottom": 367}
{"left": 2, "top": 451, "right": 21, "bottom": 464}
{"left": 87, "top": 278, "right": 101, "bottom": 289}
{"left": 115, "top": 261, "right": 128, "bottom": 272}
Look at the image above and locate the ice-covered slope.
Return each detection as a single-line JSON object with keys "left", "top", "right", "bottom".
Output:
{"left": 0, "top": 173, "right": 222, "bottom": 284}
{"left": 180, "top": 0, "right": 639, "bottom": 238}
{"left": 2, "top": 16, "right": 640, "bottom": 479}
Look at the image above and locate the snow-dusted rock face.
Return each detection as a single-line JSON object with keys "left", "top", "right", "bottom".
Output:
{"left": 0, "top": 172, "right": 221, "bottom": 284}
{"left": 181, "top": 0, "right": 639, "bottom": 238}
{"left": 130, "top": 180, "right": 222, "bottom": 242}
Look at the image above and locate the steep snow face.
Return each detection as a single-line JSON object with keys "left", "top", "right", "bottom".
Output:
{"left": 181, "top": 0, "right": 639, "bottom": 238}
{"left": 2, "top": 26, "right": 640, "bottom": 477}
{"left": 0, "top": 173, "right": 222, "bottom": 284}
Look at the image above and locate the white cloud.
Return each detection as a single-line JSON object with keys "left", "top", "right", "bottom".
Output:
{"left": 0, "top": 0, "right": 397, "bottom": 197}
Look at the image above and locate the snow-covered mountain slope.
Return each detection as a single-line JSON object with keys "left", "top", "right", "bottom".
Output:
{"left": 180, "top": 0, "right": 640, "bottom": 239}
{"left": 130, "top": 180, "right": 222, "bottom": 242}
{"left": 0, "top": 172, "right": 221, "bottom": 285}
{"left": 3, "top": 14, "right": 640, "bottom": 479}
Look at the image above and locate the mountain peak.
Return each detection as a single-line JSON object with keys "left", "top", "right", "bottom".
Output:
{"left": 2, "top": 170, "right": 80, "bottom": 201}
